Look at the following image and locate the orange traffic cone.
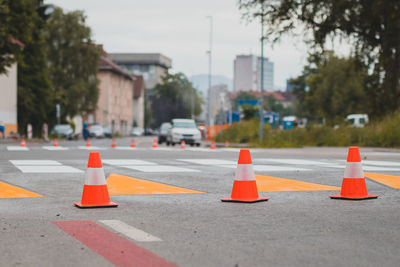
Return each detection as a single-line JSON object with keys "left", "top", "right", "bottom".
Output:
{"left": 111, "top": 138, "right": 117, "bottom": 148}
{"left": 221, "top": 149, "right": 268, "bottom": 203}
{"left": 152, "top": 139, "right": 158, "bottom": 149}
{"left": 20, "top": 138, "right": 26, "bottom": 147}
{"left": 180, "top": 140, "right": 186, "bottom": 149}
{"left": 130, "top": 139, "right": 136, "bottom": 148}
{"left": 210, "top": 141, "right": 216, "bottom": 150}
{"left": 53, "top": 138, "right": 59, "bottom": 147}
{"left": 85, "top": 138, "right": 91, "bottom": 147}
{"left": 330, "top": 146, "right": 378, "bottom": 200}
{"left": 75, "top": 152, "right": 118, "bottom": 208}
{"left": 225, "top": 141, "right": 230, "bottom": 147}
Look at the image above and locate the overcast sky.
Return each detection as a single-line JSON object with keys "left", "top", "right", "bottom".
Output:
{"left": 47, "top": 0, "right": 311, "bottom": 88}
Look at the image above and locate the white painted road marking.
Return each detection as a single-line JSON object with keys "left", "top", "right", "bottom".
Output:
{"left": 362, "top": 160, "right": 400, "bottom": 167}
{"left": 7, "top": 146, "right": 29, "bottom": 151}
{"left": 99, "top": 220, "right": 162, "bottom": 242}
{"left": 10, "top": 160, "right": 83, "bottom": 173}
{"left": 178, "top": 159, "right": 237, "bottom": 165}
{"left": 121, "top": 165, "right": 200, "bottom": 173}
{"left": 255, "top": 158, "right": 333, "bottom": 166}
{"left": 10, "top": 160, "right": 62, "bottom": 166}
{"left": 103, "top": 159, "right": 157, "bottom": 166}
{"left": 78, "top": 146, "right": 106, "bottom": 150}
{"left": 14, "top": 165, "right": 84, "bottom": 173}
{"left": 42, "top": 146, "right": 69, "bottom": 151}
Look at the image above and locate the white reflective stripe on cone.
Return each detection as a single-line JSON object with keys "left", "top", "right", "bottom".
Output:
{"left": 343, "top": 162, "right": 364, "bottom": 178}
{"left": 84, "top": 168, "right": 107, "bottom": 185}
{"left": 235, "top": 164, "right": 255, "bottom": 181}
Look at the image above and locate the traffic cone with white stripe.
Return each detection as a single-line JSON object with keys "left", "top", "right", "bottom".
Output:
{"left": 221, "top": 149, "right": 268, "bottom": 203}
{"left": 210, "top": 141, "right": 216, "bottom": 150}
{"left": 330, "top": 146, "right": 378, "bottom": 200}
{"left": 85, "top": 138, "right": 91, "bottom": 147}
{"left": 75, "top": 152, "right": 118, "bottom": 208}
{"left": 180, "top": 140, "right": 186, "bottom": 149}
{"left": 20, "top": 138, "right": 26, "bottom": 147}
{"left": 111, "top": 138, "right": 117, "bottom": 148}
{"left": 225, "top": 141, "right": 230, "bottom": 147}
{"left": 53, "top": 138, "right": 59, "bottom": 147}
{"left": 130, "top": 139, "right": 136, "bottom": 148}
{"left": 152, "top": 139, "right": 158, "bottom": 148}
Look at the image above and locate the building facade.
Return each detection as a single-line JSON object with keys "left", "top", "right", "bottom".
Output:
{"left": 108, "top": 53, "right": 171, "bottom": 91}
{"left": 96, "top": 56, "right": 135, "bottom": 135}
{"left": 0, "top": 63, "right": 18, "bottom": 137}
{"left": 234, "top": 54, "right": 274, "bottom": 92}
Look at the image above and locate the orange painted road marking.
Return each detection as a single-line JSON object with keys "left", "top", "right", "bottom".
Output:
{"left": 0, "top": 181, "right": 43, "bottom": 198}
{"left": 107, "top": 173, "right": 204, "bottom": 195}
{"left": 255, "top": 175, "right": 340, "bottom": 192}
{"left": 364, "top": 172, "right": 400, "bottom": 189}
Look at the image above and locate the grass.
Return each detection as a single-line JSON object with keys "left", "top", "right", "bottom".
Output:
{"left": 216, "top": 113, "right": 400, "bottom": 148}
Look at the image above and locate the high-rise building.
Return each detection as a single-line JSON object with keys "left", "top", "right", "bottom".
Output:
{"left": 233, "top": 55, "right": 274, "bottom": 92}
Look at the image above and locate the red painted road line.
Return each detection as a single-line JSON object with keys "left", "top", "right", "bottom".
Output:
{"left": 52, "top": 220, "right": 178, "bottom": 267}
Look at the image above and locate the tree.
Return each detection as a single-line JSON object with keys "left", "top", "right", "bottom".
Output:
{"left": 241, "top": 104, "right": 258, "bottom": 120}
{"left": 290, "top": 53, "right": 368, "bottom": 125}
{"left": 44, "top": 7, "right": 100, "bottom": 122}
{"left": 239, "top": 0, "right": 400, "bottom": 118}
{"left": 152, "top": 72, "right": 203, "bottom": 127}
{"left": 1, "top": 0, "right": 54, "bottom": 136}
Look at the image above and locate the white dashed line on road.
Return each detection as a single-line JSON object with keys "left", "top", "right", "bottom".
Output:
{"left": 99, "top": 220, "right": 162, "bottom": 242}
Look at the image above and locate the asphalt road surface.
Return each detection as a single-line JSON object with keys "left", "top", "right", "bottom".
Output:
{"left": 1, "top": 137, "right": 400, "bottom": 266}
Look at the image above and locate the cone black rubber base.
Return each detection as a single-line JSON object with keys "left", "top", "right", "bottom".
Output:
{"left": 74, "top": 202, "right": 118, "bottom": 208}
{"left": 330, "top": 195, "right": 378, "bottom": 200}
{"left": 221, "top": 197, "right": 268, "bottom": 203}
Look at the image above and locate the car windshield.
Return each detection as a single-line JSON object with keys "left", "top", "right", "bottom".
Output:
{"left": 161, "top": 123, "right": 171, "bottom": 130}
{"left": 55, "top": 125, "right": 71, "bottom": 131}
{"left": 174, "top": 121, "right": 196, "bottom": 128}
{"left": 91, "top": 125, "right": 102, "bottom": 130}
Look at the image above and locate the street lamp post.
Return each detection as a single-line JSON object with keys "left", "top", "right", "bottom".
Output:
{"left": 259, "top": 9, "right": 265, "bottom": 143}
{"left": 207, "top": 16, "right": 213, "bottom": 127}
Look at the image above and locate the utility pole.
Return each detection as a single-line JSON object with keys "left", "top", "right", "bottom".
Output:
{"left": 259, "top": 7, "right": 265, "bottom": 143}
{"left": 207, "top": 16, "right": 213, "bottom": 127}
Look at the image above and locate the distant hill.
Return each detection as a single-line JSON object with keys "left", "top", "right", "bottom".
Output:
{"left": 189, "top": 74, "right": 233, "bottom": 95}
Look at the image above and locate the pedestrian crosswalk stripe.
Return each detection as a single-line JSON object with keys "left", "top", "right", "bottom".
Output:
{"left": 107, "top": 173, "right": 204, "bottom": 195}
{"left": 120, "top": 165, "right": 200, "bottom": 173}
{"left": 255, "top": 158, "right": 333, "bottom": 166}
{"left": 103, "top": 159, "right": 156, "bottom": 166}
{"left": 0, "top": 181, "right": 43, "bottom": 198}
{"left": 362, "top": 160, "right": 400, "bottom": 167}
{"left": 364, "top": 172, "right": 400, "bottom": 189}
{"left": 178, "top": 159, "right": 237, "bottom": 165}
{"left": 78, "top": 146, "right": 106, "bottom": 150}
{"left": 7, "top": 146, "right": 29, "bottom": 151}
{"left": 255, "top": 175, "right": 340, "bottom": 192}
{"left": 14, "top": 165, "right": 84, "bottom": 173}
{"left": 10, "top": 160, "right": 62, "bottom": 166}
{"left": 42, "top": 146, "right": 69, "bottom": 150}
{"left": 10, "top": 160, "right": 83, "bottom": 173}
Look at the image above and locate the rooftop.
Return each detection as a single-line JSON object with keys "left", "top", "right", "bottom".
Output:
{"left": 108, "top": 53, "right": 172, "bottom": 69}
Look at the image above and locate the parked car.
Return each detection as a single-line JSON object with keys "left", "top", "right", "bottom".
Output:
{"left": 51, "top": 124, "right": 78, "bottom": 140}
{"left": 167, "top": 119, "right": 201, "bottom": 147}
{"left": 131, "top": 127, "right": 144, "bottom": 136}
{"left": 103, "top": 126, "right": 112, "bottom": 138}
{"left": 158, "top": 122, "right": 172, "bottom": 144}
{"left": 89, "top": 124, "right": 105, "bottom": 138}
{"left": 346, "top": 114, "right": 369, "bottom": 127}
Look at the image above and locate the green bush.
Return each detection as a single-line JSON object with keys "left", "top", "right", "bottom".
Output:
{"left": 216, "top": 113, "right": 400, "bottom": 148}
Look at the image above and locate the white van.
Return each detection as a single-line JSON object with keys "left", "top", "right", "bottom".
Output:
{"left": 346, "top": 114, "right": 369, "bottom": 127}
